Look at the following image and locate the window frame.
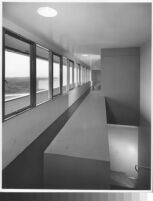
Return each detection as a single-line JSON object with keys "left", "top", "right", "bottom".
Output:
{"left": 36, "top": 44, "right": 51, "bottom": 105}
{"left": 69, "top": 59, "right": 74, "bottom": 90}
{"left": 2, "top": 28, "right": 91, "bottom": 122}
{"left": 52, "top": 52, "right": 63, "bottom": 97}
{"left": 85, "top": 67, "right": 87, "bottom": 83}
{"left": 80, "top": 65, "right": 83, "bottom": 85}
{"left": 79, "top": 64, "right": 81, "bottom": 86}
{"left": 62, "top": 57, "right": 68, "bottom": 94}
{"left": 74, "top": 63, "right": 77, "bottom": 87}
{"left": 76, "top": 63, "right": 80, "bottom": 86}
{"left": 2, "top": 28, "right": 36, "bottom": 121}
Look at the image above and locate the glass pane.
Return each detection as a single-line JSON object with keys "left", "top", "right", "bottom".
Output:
{"left": 5, "top": 33, "right": 30, "bottom": 116}
{"left": 62, "top": 57, "right": 67, "bottom": 93}
{"left": 85, "top": 68, "right": 87, "bottom": 83}
{"left": 70, "top": 67, "right": 72, "bottom": 84}
{"left": 81, "top": 66, "right": 83, "bottom": 85}
{"left": 69, "top": 61, "right": 73, "bottom": 89}
{"left": 77, "top": 64, "right": 80, "bottom": 85}
{"left": 74, "top": 65, "right": 77, "bottom": 85}
{"left": 36, "top": 45, "right": 49, "bottom": 105}
{"left": 83, "top": 68, "right": 85, "bottom": 83}
{"left": 53, "top": 55, "right": 61, "bottom": 96}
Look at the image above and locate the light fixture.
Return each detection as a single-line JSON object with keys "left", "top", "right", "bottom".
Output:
{"left": 82, "top": 54, "right": 88, "bottom": 57}
{"left": 37, "top": 7, "right": 57, "bottom": 18}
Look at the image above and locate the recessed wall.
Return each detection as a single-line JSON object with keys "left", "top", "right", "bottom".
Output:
{"left": 137, "top": 38, "right": 151, "bottom": 189}
{"left": 101, "top": 47, "right": 140, "bottom": 126}
{"left": 92, "top": 70, "right": 102, "bottom": 88}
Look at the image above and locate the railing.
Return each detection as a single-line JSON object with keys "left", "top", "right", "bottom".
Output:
{"left": 135, "top": 164, "right": 151, "bottom": 172}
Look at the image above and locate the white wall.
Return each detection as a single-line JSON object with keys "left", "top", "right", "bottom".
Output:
{"left": 108, "top": 124, "right": 138, "bottom": 178}
{"left": 101, "top": 47, "right": 140, "bottom": 126}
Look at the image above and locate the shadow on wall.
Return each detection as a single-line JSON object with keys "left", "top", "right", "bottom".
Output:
{"left": 105, "top": 97, "right": 139, "bottom": 126}
{"left": 137, "top": 114, "right": 151, "bottom": 190}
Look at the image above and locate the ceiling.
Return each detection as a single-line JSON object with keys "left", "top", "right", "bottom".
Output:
{"left": 3, "top": 2, "right": 151, "bottom": 69}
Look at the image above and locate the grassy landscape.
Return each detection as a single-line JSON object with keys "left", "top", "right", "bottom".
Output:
{"left": 5, "top": 77, "right": 58, "bottom": 94}
{"left": 5, "top": 77, "right": 30, "bottom": 94}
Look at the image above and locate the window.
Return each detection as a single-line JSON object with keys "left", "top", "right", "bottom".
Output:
{"left": 62, "top": 57, "right": 68, "bottom": 93}
{"left": 84, "top": 68, "right": 87, "bottom": 83}
{"left": 84, "top": 67, "right": 86, "bottom": 83}
{"left": 3, "top": 30, "right": 32, "bottom": 119}
{"left": 53, "top": 54, "right": 61, "bottom": 96}
{"left": 80, "top": 66, "right": 82, "bottom": 85}
{"left": 69, "top": 60, "right": 74, "bottom": 89}
{"left": 2, "top": 28, "right": 91, "bottom": 121}
{"left": 86, "top": 69, "right": 88, "bottom": 82}
{"left": 36, "top": 45, "right": 50, "bottom": 105}
{"left": 89, "top": 69, "right": 91, "bottom": 82}
{"left": 83, "top": 67, "right": 86, "bottom": 84}
{"left": 82, "top": 66, "right": 85, "bottom": 84}
{"left": 77, "top": 64, "right": 80, "bottom": 85}
{"left": 74, "top": 64, "right": 77, "bottom": 86}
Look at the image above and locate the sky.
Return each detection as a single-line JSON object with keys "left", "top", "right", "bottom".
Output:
{"left": 5, "top": 51, "right": 61, "bottom": 78}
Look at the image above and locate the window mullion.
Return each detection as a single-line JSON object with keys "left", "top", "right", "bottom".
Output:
{"left": 66, "top": 58, "right": 68, "bottom": 92}
{"left": 72, "top": 62, "right": 74, "bottom": 88}
{"left": 2, "top": 29, "right": 5, "bottom": 121}
{"left": 49, "top": 50, "right": 52, "bottom": 99}
{"left": 30, "top": 43, "right": 36, "bottom": 108}
{"left": 60, "top": 56, "right": 63, "bottom": 95}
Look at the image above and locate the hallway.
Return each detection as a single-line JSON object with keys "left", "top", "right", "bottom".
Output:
{"left": 2, "top": 2, "right": 151, "bottom": 190}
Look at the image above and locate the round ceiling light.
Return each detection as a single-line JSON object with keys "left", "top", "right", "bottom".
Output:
{"left": 37, "top": 7, "right": 57, "bottom": 18}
